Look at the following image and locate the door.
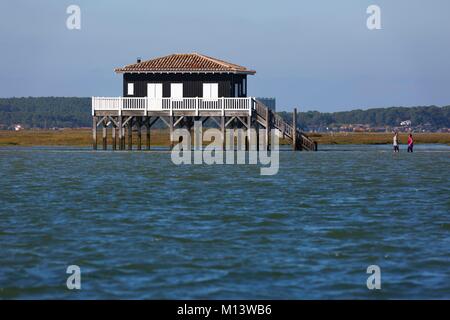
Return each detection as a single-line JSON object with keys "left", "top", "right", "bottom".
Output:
{"left": 170, "top": 83, "right": 183, "bottom": 100}
{"left": 203, "top": 83, "right": 218, "bottom": 101}
{"left": 147, "top": 83, "right": 163, "bottom": 110}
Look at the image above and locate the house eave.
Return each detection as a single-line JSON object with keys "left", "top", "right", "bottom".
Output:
{"left": 114, "top": 69, "right": 256, "bottom": 75}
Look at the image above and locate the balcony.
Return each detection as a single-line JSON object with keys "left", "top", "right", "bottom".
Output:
{"left": 92, "top": 97, "right": 254, "bottom": 116}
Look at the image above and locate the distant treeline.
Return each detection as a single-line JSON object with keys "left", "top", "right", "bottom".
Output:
{"left": 0, "top": 97, "right": 449, "bottom": 129}
{"left": 0, "top": 97, "right": 91, "bottom": 128}
{"left": 279, "top": 105, "right": 450, "bottom": 129}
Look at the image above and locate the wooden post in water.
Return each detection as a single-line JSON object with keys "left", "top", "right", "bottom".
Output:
{"left": 265, "top": 106, "right": 270, "bottom": 151}
{"left": 245, "top": 116, "right": 250, "bottom": 151}
{"left": 292, "top": 108, "right": 297, "bottom": 151}
{"left": 102, "top": 121, "right": 107, "bottom": 150}
{"left": 146, "top": 117, "right": 151, "bottom": 150}
{"left": 127, "top": 118, "right": 133, "bottom": 150}
{"left": 92, "top": 116, "right": 97, "bottom": 150}
{"left": 112, "top": 123, "right": 116, "bottom": 151}
{"left": 137, "top": 117, "right": 142, "bottom": 151}
{"left": 169, "top": 116, "right": 174, "bottom": 149}
{"left": 118, "top": 116, "right": 123, "bottom": 150}
{"left": 221, "top": 116, "right": 225, "bottom": 151}
{"left": 256, "top": 122, "right": 260, "bottom": 152}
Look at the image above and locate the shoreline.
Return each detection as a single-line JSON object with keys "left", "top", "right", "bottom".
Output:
{"left": 1, "top": 129, "right": 450, "bottom": 147}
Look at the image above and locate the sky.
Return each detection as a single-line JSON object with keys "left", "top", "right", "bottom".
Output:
{"left": 0, "top": 0, "right": 449, "bottom": 112}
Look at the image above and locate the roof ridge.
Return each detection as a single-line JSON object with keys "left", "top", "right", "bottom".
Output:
{"left": 124, "top": 53, "right": 177, "bottom": 68}
{"left": 192, "top": 53, "right": 241, "bottom": 70}
{"left": 115, "top": 53, "right": 256, "bottom": 74}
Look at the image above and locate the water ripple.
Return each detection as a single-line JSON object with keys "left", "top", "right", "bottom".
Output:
{"left": 0, "top": 144, "right": 449, "bottom": 299}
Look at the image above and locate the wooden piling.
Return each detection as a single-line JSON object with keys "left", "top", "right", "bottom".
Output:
{"left": 118, "top": 116, "right": 123, "bottom": 150}
{"left": 169, "top": 116, "right": 174, "bottom": 148}
{"left": 292, "top": 108, "right": 297, "bottom": 151}
{"left": 245, "top": 115, "right": 251, "bottom": 151}
{"left": 122, "top": 125, "right": 126, "bottom": 150}
{"left": 221, "top": 116, "right": 225, "bottom": 151}
{"left": 265, "top": 106, "right": 270, "bottom": 151}
{"left": 127, "top": 119, "right": 133, "bottom": 150}
{"left": 102, "top": 122, "right": 107, "bottom": 150}
{"left": 137, "top": 117, "right": 142, "bottom": 151}
{"left": 146, "top": 118, "right": 151, "bottom": 150}
{"left": 112, "top": 124, "right": 117, "bottom": 150}
{"left": 256, "top": 122, "right": 260, "bottom": 151}
{"left": 92, "top": 116, "right": 97, "bottom": 150}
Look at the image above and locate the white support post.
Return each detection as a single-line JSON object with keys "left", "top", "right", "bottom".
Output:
{"left": 221, "top": 97, "right": 225, "bottom": 116}
{"left": 170, "top": 98, "right": 173, "bottom": 116}
{"left": 196, "top": 97, "right": 199, "bottom": 116}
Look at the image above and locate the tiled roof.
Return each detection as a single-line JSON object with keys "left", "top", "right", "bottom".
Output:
{"left": 115, "top": 53, "right": 256, "bottom": 74}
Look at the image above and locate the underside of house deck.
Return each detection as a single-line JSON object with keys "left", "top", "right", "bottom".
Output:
{"left": 91, "top": 97, "right": 317, "bottom": 151}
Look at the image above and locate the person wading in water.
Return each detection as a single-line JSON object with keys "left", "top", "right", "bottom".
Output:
{"left": 393, "top": 132, "right": 399, "bottom": 152}
{"left": 407, "top": 133, "right": 414, "bottom": 153}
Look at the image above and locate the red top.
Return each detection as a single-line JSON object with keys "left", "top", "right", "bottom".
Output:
{"left": 408, "top": 136, "right": 413, "bottom": 145}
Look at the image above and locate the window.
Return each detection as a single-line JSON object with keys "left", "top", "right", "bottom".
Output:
{"left": 170, "top": 83, "right": 183, "bottom": 100}
{"left": 127, "top": 83, "right": 134, "bottom": 95}
{"left": 235, "top": 83, "right": 240, "bottom": 97}
{"left": 203, "top": 83, "right": 218, "bottom": 100}
{"left": 242, "top": 78, "right": 247, "bottom": 96}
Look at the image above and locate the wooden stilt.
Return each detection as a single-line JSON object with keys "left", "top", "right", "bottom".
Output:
{"left": 146, "top": 117, "right": 151, "bottom": 150}
{"left": 265, "top": 106, "right": 270, "bottom": 151}
{"left": 92, "top": 116, "right": 97, "bottom": 150}
{"left": 221, "top": 116, "right": 225, "bottom": 151}
{"left": 118, "top": 116, "right": 123, "bottom": 150}
{"left": 112, "top": 123, "right": 116, "bottom": 150}
{"left": 292, "top": 108, "right": 297, "bottom": 151}
{"left": 169, "top": 116, "right": 174, "bottom": 148}
{"left": 122, "top": 124, "right": 126, "bottom": 150}
{"left": 256, "top": 122, "right": 260, "bottom": 151}
{"left": 102, "top": 122, "right": 107, "bottom": 150}
{"left": 127, "top": 118, "right": 133, "bottom": 150}
{"left": 245, "top": 115, "right": 251, "bottom": 151}
{"left": 137, "top": 117, "right": 142, "bottom": 151}
{"left": 123, "top": 127, "right": 126, "bottom": 150}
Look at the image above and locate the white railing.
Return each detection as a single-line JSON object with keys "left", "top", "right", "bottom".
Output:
{"left": 92, "top": 97, "right": 254, "bottom": 115}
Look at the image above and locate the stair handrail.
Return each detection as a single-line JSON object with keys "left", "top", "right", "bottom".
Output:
{"left": 253, "top": 98, "right": 317, "bottom": 151}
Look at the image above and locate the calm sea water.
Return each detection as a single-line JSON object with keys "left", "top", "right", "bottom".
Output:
{"left": 0, "top": 144, "right": 449, "bottom": 299}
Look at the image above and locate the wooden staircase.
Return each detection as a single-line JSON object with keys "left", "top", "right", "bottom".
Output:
{"left": 254, "top": 99, "right": 317, "bottom": 151}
